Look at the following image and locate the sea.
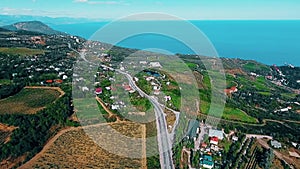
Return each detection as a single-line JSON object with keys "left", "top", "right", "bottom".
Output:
{"left": 52, "top": 20, "right": 300, "bottom": 66}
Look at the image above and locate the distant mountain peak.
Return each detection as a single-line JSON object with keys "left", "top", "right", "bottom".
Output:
{"left": 3, "top": 21, "right": 63, "bottom": 35}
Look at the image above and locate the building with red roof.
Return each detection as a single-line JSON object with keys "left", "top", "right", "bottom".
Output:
{"left": 123, "top": 84, "right": 132, "bottom": 91}
{"left": 95, "top": 88, "right": 103, "bottom": 95}
{"left": 210, "top": 136, "right": 219, "bottom": 145}
{"left": 54, "top": 79, "right": 63, "bottom": 84}
{"left": 224, "top": 86, "right": 238, "bottom": 95}
{"left": 46, "top": 79, "right": 53, "bottom": 83}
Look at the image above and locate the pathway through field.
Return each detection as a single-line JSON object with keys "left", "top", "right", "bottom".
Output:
{"left": 19, "top": 121, "right": 147, "bottom": 169}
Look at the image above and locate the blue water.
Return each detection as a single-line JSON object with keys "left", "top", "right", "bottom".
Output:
{"left": 52, "top": 20, "right": 300, "bottom": 66}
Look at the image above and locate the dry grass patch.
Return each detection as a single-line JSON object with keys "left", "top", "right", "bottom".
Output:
{"left": 0, "top": 123, "right": 17, "bottom": 145}
{"left": 164, "top": 109, "right": 176, "bottom": 133}
{"left": 27, "top": 122, "right": 146, "bottom": 169}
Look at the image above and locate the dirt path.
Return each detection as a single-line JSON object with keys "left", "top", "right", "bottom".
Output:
{"left": 24, "top": 86, "right": 65, "bottom": 98}
{"left": 19, "top": 126, "right": 76, "bottom": 169}
{"left": 257, "top": 139, "right": 299, "bottom": 168}
{"left": 141, "top": 124, "right": 147, "bottom": 169}
{"left": 95, "top": 96, "right": 121, "bottom": 122}
{"left": 181, "top": 148, "right": 195, "bottom": 169}
{"left": 19, "top": 122, "right": 130, "bottom": 169}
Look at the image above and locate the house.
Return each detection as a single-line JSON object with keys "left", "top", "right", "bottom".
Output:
{"left": 201, "top": 143, "right": 208, "bottom": 149}
{"left": 105, "top": 86, "right": 111, "bottom": 90}
{"left": 291, "top": 142, "right": 298, "bottom": 148}
{"left": 224, "top": 86, "right": 238, "bottom": 95}
{"left": 54, "top": 79, "right": 63, "bottom": 84}
{"left": 111, "top": 104, "right": 120, "bottom": 110}
{"left": 149, "top": 62, "right": 162, "bottom": 68}
{"left": 271, "top": 140, "right": 282, "bottom": 149}
{"left": 266, "top": 75, "right": 273, "bottom": 80}
{"left": 211, "top": 144, "right": 219, "bottom": 151}
{"left": 200, "top": 155, "right": 214, "bottom": 169}
{"left": 146, "top": 77, "right": 155, "bottom": 81}
{"left": 232, "top": 136, "right": 239, "bottom": 142}
{"left": 123, "top": 84, "right": 132, "bottom": 91}
{"left": 289, "top": 151, "right": 300, "bottom": 158}
{"left": 82, "top": 87, "right": 89, "bottom": 92}
{"left": 280, "top": 108, "right": 289, "bottom": 112}
{"left": 95, "top": 88, "right": 102, "bottom": 94}
{"left": 164, "top": 96, "right": 172, "bottom": 102}
{"left": 250, "top": 72, "right": 258, "bottom": 77}
{"left": 62, "top": 75, "right": 68, "bottom": 80}
{"left": 209, "top": 129, "right": 224, "bottom": 140}
{"left": 139, "top": 61, "right": 147, "bottom": 65}
{"left": 46, "top": 79, "right": 53, "bottom": 83}
{"left": 210, "top": 136, "right": 219, "bottom": 145}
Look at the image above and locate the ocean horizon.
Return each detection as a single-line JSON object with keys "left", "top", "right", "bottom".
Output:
{"left": 52, "top": 20, "right": 300, "bottom": 66}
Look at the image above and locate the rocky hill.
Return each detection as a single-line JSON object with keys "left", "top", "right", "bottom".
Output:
{"left": 2, "top": 21, "right": 63, "bottom": 35}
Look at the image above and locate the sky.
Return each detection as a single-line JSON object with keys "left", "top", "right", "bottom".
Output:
{"left": 1, "top": 0, "right": 300, "bottom": 20}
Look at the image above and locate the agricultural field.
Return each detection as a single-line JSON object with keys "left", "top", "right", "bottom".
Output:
{"left": 0, "top": 47, "right": 45, "bottom": 56}
{"left": 242, "top": 61, "right": 270, "bottom": 73}
{"left": 0, "top": 88, "right": 61, "bottom": 114}
{"left": 24, "top": 122, "right": 146, "bottom": 169}
{"left": 200, "top": 100, "right": 258, "bottom": 123}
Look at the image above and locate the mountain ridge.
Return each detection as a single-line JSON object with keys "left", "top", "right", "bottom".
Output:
{"left": 2, "top": 21, "right": 64, "bottom": 35}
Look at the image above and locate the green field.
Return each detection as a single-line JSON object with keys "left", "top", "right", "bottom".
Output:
{"left": 0, "top": 79, "right": 11, "bottom": 85}
{"left": 242, "top": 62, "right": 270, "bottom": 72}
{"left": 0, "top": 88, "right": 60, "bottom": 114}
{"left": 200, "top": 101, "right": 257, "bottom": 123}
{"left": 0, "top": 47, "right": 45, "bottom": 56}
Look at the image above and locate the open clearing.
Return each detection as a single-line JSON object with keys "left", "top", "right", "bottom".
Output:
{"left": 21, "top": 122, "right": 147, "bottom": 169}
{"left": 0, "top": 87, "right": 61, "bottom": 114}
{"left": 0, "top": 47, "right": 45, "bottom": 56}
{"left": 0, "top": 123, "right": 17, "bottom": 145}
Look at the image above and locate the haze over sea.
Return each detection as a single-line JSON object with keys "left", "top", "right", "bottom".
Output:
{"left": 53, "top": 20, "right": 300, "bottom": 66}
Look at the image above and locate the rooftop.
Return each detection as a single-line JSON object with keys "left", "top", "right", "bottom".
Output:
{"left": 209, "top": 129, "right": 224, "bottom": 140}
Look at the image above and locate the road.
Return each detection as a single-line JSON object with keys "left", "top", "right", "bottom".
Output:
{"left": 69, "top": 42, "right": 175, "bottom": 169}
{"left": 117, "top": 69, "right": 175, "bottom": 169}
{"left": 194, "top": 123, "right": 206, "bottom": 150}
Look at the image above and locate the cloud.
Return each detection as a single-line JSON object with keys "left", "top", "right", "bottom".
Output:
{"left": 0, "top": 7, "right": 73, "bottom": 17}
{"left": 74, "top": 0, "right": 88, "bottom": 2}
{"left": 73, "top": 0, "right": 127, "bottom": 5}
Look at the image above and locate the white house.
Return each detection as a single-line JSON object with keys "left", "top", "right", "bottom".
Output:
{"left": 139, "top": 61, "right": 147, "bottom": 65}
{"left": 82, "top": 87, "right": 89, "bottom": 92}
{"left": 164, "top": 96, "right": 172, "bottom": 102}
{"left": 232, "top": 136, "right": 239, "bottom": 142}
{"left": 208, "top": 129, "right": 224, "bottom": 140}
{"left": 149, "top": 62, "right": 162, "bottom": 68}
{"left": 271, "top": 140, "right": 282, "bottom": 149}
